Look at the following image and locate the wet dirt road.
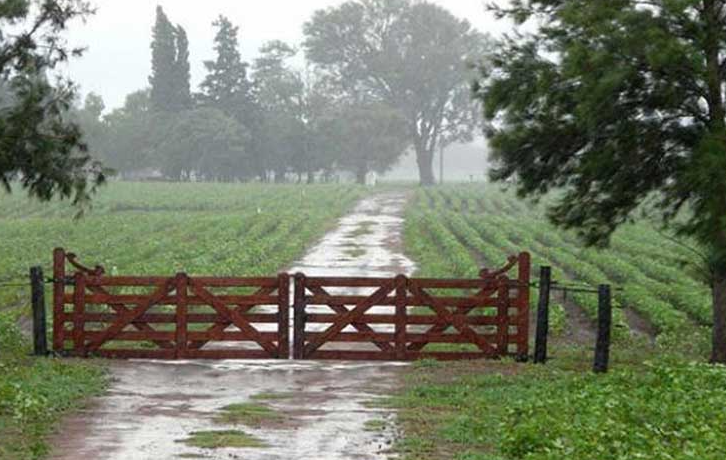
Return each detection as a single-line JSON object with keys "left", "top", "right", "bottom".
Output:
{"left": 49, "top": 192, "right": 415, "bottom": 460}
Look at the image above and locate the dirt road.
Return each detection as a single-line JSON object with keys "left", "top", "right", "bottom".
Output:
{"left": 49, "top": 192, "right": 415, "bottom": 460}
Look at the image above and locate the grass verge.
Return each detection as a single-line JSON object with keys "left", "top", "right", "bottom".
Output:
{"left": 0, "top": 311, "right": 107, "bottom": 460}
{"left": 391, "top": 345, "right": 726, "bottom": 460}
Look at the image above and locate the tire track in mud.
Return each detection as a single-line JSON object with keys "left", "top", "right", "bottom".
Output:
{"left": 49, "top": 192, "right": 415, "bottom": 460}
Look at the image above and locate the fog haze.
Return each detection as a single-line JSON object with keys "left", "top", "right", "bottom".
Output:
{"left": 66, "top": 0, "right": 510, "bottom": 110}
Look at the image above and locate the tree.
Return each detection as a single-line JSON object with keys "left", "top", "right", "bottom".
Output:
{"left": 199, "top": 15, "right": 252, "bottom": 116}
{"left": 102, "top": 89, "right": 158, "bottom": 176}
{"left": 157, "top": 108, "right": 250, "bottom": 182}
{"left": 475, "top": 0, "right": 726, "bottom": 363}
{"left": 0, "top": 0, "right": 104, "bottom": 206}
{"left": 303, "top": 0, "right": 488, "bottom": 185}
{"left": 252, "top": 41, "right": 314, "bottom": 182}
{"left": 149, "top": 6, "right": 190, "bottom": 112}
{"left": 319, "top": 103, "right": 409, "bottom": 183}
{"left": 74, "top": 93, "right": 107, "bottom": 162}
{"left": 174, "top": 25, "right": 192, "bottom": 110}
{"left": 149, "top": 6, "right": 176, "bottom": 112}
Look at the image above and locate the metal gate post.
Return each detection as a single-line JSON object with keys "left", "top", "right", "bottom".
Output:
{"left": 594, "top": 284, "right": 612, "bottom": 373}
{"left": 293, "top": 273, "right": 307, "bottom": 359}
{"left": 277, "top": 273, "right": 290, "bottom": 359}
{"left": 394, "top": 275, "right": 408, "bottom": 360}
{"left": 534, "top": 266, "right": 552, "bottom": 364}
{"left": 175, "top": 273, "right": 188, "bottom": 360}
{"left": 30, "top": 266, "right": 48, "bottom": 356}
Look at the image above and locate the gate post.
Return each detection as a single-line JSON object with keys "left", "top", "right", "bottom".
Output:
{"left": 394, "top": 275, "right": 408, "bottom": 360}
{"left": 175, "top": 273, "right": 188, "bottom": 360}
{"left": 496, "top": 276, "right": 510, "bottom": 357}
{"left": 52, "top": 248, "right": 66, "bottom": 353}
{"left": 293, "top": 273, "right": 307, "bottom": 359}
{"left": 73, "top": 272, "right": 87, "bottom": 357}
{"left": 278, "top": 273, "right": 290, "bottom": 359}
{"left": 517, "top": 252, "right": 531, "bottom": 359}
{"left": 30, "top": 266, "right": 48, "bottom": 356}
{"left": 594, "top": 284, "right": 612, "bottom": 373}
{"left": 534, "top": 266, "right": 552, "bottom": 364}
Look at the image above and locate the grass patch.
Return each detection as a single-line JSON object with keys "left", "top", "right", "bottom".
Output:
{"left": 214, "top": 403, "right": 283, "bottom": 427}
{"left": 178, "top": 430, "right": 266, "bottom": 449}
{"left": 364, "top": 419, "right": 387, "bottom": 432}
{"left": 392, "top": 345, "right": 726, "bottom": 460}
{"left": 344, "top": 247, "right": 367, "bottom": 258}
{"left": 347, "top": 221, "right": 377, "bottom": 238}
{"left": 0, "top": 311, "right": 107, "bottom": 460}
{"left": 362, "top": 397, "right": 397, "bottom": 409}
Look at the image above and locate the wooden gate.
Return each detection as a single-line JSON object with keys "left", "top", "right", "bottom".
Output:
{"left": 52, "top": 249, "right": 289, "bottom": 360}
{"left": 292, "top": 253, "right": 530, "bottom": 361}
{"left": 52, "top": 249, "right": 530, "bottom": 361}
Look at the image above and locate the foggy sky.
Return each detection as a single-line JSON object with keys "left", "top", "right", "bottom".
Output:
{"left": 64, "top": 0, "right": 512, "bottom": 110}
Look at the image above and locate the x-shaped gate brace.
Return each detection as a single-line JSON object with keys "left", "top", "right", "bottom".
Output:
{"left": 294, "top": 272, "right": 524, "bottom": 360}
{"left": 59, "top": 274, "right": 288, "bottom": 358}
{"left": 52, "top": 248, "right": 529, "bottom": 360}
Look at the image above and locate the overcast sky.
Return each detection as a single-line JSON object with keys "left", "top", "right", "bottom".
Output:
{"left": 64, "top": 0, "right": 512, "bottom": 110}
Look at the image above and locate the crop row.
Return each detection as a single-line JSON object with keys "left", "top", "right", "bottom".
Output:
{"left": 409, "top": 185, "right": 711, "bottom": 342}
{"left": 0, "top": 183, "right": 364, "bottom": 312}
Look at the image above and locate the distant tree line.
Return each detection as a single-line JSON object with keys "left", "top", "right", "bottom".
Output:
{"left": 75, "top": 1, "right": 488, "bottom": 185}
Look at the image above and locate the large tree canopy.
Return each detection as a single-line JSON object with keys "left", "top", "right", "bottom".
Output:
{"left": 303, "top": 0, "right": 489, "bottom": 185}
{"left": 157, "top": 107, "right": 250, "bottom": 182}
{"left": 99, "top": 89, "right": 158, "bottom": 176}
{"left": 319, "top": 102, "right": 409, "bottom": 183}
{"left": 475, "top": 0, "right": 726, "bottom": 363}
{"left": 0, "top": 0, "right": 104, "bottom": 205}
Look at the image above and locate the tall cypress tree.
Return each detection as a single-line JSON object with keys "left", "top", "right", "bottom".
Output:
{"left": 149, "top": 6, "right": 177, "bottom": 112}
{"left": 199, "top": 15, "right": 252, "bottom": 116}
{"left": 174, "top": 25, "right": 192, "bottom": 110}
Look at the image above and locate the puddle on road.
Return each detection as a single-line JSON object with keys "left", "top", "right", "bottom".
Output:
{"left": 49, "top": 192, "right": 416, "bottom": 460}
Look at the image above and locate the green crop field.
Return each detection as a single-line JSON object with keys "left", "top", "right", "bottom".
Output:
{"left": 0, "top": 182, "right": 365, "bottom": 311}
{"left": 1, "top": 182, "right": 724, "bottom": 460}
{"left": 397, "top": 184, "right": 725, "bottom": 460}
{"left": 0, "top": 182, "right": 364, "bottom": 459}
{"left": 404, "top": 185, "right": 712, "bottom": 353}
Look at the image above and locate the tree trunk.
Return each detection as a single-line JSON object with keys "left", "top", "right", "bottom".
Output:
{"left": 355, "top": 169, "right": 367, "bottom": 185}
{"left": 712, "top": 269, "right": 726, "bottom": 363}
{"left": 704, "top": 0, "right": 726, "bottom": 364}
{"left": 307, "top": 171, "right": 315, "bottom": 184}
{"left": 415, "top": 145, "right": 435, "bottom": 186}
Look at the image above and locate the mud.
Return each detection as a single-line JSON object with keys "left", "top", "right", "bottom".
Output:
{"left": 49, "top": 192, "right": 415, "bottom": 460}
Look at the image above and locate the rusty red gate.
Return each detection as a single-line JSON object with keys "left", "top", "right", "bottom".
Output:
{"left": 52, "top": 249, "right": 290, "bottom": 359}
{"left": 292, "top": 253, "right": 530, "bottom": 361}
{"left": 52, "top": 249, "right": 530, "bottom": 361}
